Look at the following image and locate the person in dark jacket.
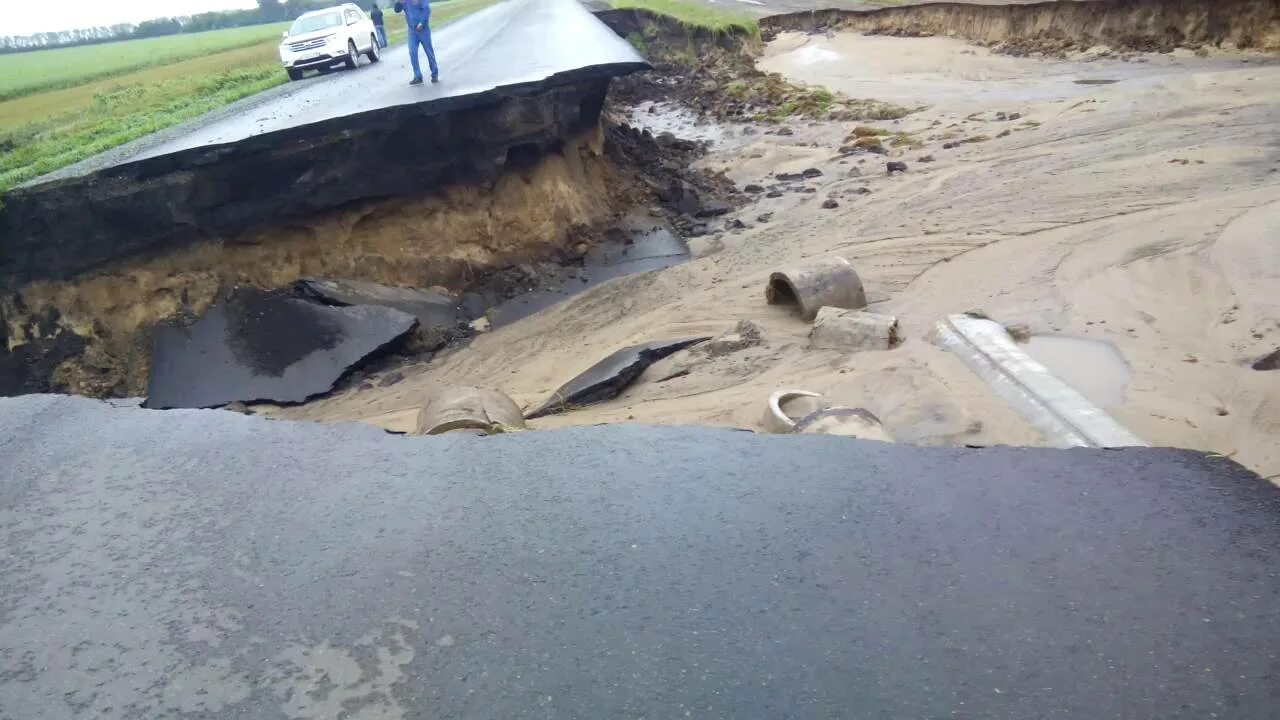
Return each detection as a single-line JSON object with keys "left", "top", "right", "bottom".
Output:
{"left": 394, "top": 0, "right": 438, "bottom": 85}
{"left": 370, "top": 3, "right": 387, "bottom": 48}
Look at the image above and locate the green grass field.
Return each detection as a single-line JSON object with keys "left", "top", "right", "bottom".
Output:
{"left": 0, "top": 23, "right": 292, "bottom": 103}
{"left": 0, "top": 0, "right": 501, "bottom": 194}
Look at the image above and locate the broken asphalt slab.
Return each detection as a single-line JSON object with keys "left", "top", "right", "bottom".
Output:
{"left": 3, "top": 394, "right": 1280, "bottom": 718}
{"left": 294, "top": 277, "right": 459, "bottom": 328}
{"left": 144, "top": 288, "right": 416, "bottom": 409}
{"left": 525, "top": 337, "right": 708, "bottom": 418}
{"left": 0, "top": 0, "right": 647, "bottom": 287}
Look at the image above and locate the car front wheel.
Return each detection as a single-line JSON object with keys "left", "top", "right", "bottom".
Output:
{"left": 287, "top": 67, "right": 303, "bottom": 81}
{"left": 366, "top": 34, "right": 380, "bottom": 63}
{"left": 344, "top": 40, "right": 358, "bottom": 69}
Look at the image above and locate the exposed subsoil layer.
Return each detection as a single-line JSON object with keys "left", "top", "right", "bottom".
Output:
{"left": 269, "top": 10, "right": 1280, "bottom": 480}
{"left": 0, "top": 111, "right": 736, "bottom": 398}
{"left": 762, "top": 0, "right": 1280, "bottom": 54}
{"left": 1, "top": 130, "right": 611, "bottom": 396}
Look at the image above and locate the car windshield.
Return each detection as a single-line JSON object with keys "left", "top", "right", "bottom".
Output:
{"left": 289, "top": 12, "right": 343, "bottom": 36}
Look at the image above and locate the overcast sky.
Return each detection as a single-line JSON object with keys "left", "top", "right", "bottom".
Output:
{"left": 11, "top": 0, "right": 259, "bottom": 35}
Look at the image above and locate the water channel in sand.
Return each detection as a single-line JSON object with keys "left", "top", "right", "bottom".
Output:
{"left": 1024, "top": 335, "right": 1132, "bottom": 409}
{"left": 488, "top": 212, "right": 690, "bottom": 328}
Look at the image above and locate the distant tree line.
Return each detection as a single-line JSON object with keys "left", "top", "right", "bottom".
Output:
{"left": 0, "top": 0, "right": 363, "bottom": 54}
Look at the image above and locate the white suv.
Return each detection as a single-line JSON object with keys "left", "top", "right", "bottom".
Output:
{"left": 279, "top": 3, "right": 380, "bottom": 81}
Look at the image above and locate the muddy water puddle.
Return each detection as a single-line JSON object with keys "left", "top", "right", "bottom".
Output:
{"left": 627, "top": 101, "right": 736, "bottom": 148}
{"left": 1024, "top": 335, "right": 1131, "bottom": 408}
{"left": 489, "top": 212, "right": 689, "bottom": 328}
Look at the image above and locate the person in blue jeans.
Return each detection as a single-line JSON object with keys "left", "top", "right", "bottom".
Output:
{"left": 370, "top": 3, "right": 387, "bottom": 48}
{"left": 394, "top": 0, "right": 439, "bottom": 85}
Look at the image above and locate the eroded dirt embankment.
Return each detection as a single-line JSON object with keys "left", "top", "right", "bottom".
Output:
{"left": 1, "top": 129, "right": 619, "bottom": 396}
{"left": 0, "top": 11, "right": 787, "bottom": 400}
{"left": 0, "top": 111, "right": 738, "bottom": 399}
{"left": 1, "top": 87, "right": 738, "bottom": 399}
{"left": 763, "top": 0, "right": 1280, "bottom": 54}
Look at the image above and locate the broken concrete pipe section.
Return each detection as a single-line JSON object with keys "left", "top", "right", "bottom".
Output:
{"left": 766, "top": 257, "right": 866, "bottom": 321}
{"left": 761, "top": 389, "right": 893, "bottom": 441}
{"left": 415, "top": 386, "right": 526, "bottom": 436}
{"left": 525, "top": 337, "right": 710, "bottom": 419}
{"left": 762, "top": 390, "right": 826, "bottom": 434}
{"left": 144, "top": 287, "right": 417, "bottom": 409}
{"left": 809, "top": 307, "right": 901, "bottom": 352}
{"left": 793, "top": 407, "right": 893, "bottom": 442}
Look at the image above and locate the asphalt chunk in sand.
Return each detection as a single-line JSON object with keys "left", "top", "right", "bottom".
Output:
{"left": 526, "top": 338, "right": 709, "bottom": 419}
{"left": 145, "top": 288, "right": 416, "bottom": 409}
{"left": 1253, "top": 347, "right": 1280, "bottom": 371}
{"left": 294, "top": 277, "right": 459, "bottom": 329}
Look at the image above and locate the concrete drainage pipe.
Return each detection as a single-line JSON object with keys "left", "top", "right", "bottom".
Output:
{"left": 765, "top": 256, "right": 867, "bottom": 321}
{"left": 762, "top": 389, "right": 828, "bottom": 434}
{"left": 793, "top": 407, "right": 893, "bottom": 442}
{"left": 415, "top": 386, "right": 526, "bottom": 435}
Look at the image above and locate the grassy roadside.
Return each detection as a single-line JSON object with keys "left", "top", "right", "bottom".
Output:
{"left": 608, "top": 0, "right": 758, "bottom": 35}
{"left": 0, "top": 0, "right": 500, "bottom": 194}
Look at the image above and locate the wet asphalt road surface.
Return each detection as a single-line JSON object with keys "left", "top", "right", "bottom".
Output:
{"left": 34, "top": 0, "right": 643, "bottom": 184}
{"left": 3, "top": 394, "right": 1279, "bottom": 718}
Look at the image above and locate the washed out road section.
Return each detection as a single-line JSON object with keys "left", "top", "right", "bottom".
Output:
{"left": 0, "top": 0, "right": 646, "bottom": 287}
{"left": 2, "top": 394, "right": 1278, "bottom": 718}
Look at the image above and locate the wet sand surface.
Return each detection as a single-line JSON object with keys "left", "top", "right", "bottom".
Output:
{"left": 270, "top": 30, "right": 1280, "bottom": 478}
{"left": 758, "top": 33, "right": 1267, "bottom": 110}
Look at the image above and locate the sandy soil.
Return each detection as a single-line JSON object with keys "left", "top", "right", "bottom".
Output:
{"left": 268, "top": 31, "right": 1280, "bottom": 479}
{"left": 688, "top": 0, "right": 1054, "bottom": 19}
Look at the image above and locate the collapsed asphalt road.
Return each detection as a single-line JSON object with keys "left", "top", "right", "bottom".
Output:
{"left": 0, "top": 0, "right": 646, "bottom": 286}
{"left": 144, "top": 287, "right": 419, "bottom": 409}
{"left": 3, "top": 394, "right": 1279, "bottom": 718}
{"left": 31, "top": 0, "right": 642, "bottom": 179}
